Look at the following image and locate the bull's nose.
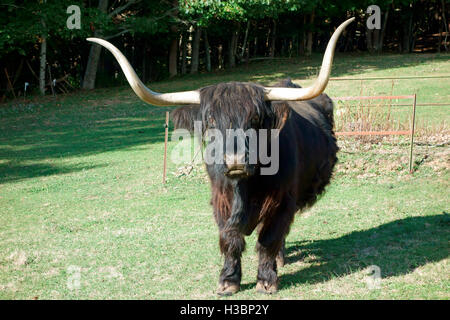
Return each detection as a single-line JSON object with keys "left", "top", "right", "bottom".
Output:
{"left": 224, "top": 153, "right": 245, "bottom": 169}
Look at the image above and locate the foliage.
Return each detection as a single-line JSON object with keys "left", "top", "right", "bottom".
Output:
{"left": 0, "top": 1, "right": 90, "bottom": 57}
{"left": 0, "top": 0, "right": 447, "bottom": 99}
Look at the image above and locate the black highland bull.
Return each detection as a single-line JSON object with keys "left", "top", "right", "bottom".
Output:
{"left": 88, "top": 18, "right": 354, "bottom": 295}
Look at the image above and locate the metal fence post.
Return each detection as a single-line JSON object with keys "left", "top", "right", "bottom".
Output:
{"left": 163, "top": 111, "right": 169, "bottom": 184}
{"left": 409, "top": 94, "right": 417, "bottom": 173}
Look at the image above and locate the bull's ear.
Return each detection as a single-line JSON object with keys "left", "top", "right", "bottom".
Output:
{"left": 171, "top": 105, "right": 201, "bottom": 132}
{"left": 271, "top": 104, "right": 290, "bottom": 130}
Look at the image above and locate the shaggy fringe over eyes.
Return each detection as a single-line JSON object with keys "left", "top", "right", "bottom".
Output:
{"left": 199, "top": 82, "right": 273, "bottom": 130}
{"left": 170, "top": 79, "right": 334, "bottom": 137}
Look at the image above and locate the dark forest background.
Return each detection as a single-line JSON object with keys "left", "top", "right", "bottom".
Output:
{"left": 0, "top": 0, "right": 448, "bottom": 101}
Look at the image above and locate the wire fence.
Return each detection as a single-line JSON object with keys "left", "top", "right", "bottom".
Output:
{"left": 332, "top": 94, "right": 417, "bottom": 173}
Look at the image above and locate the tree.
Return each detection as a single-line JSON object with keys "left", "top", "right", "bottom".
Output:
{"left": 190, "top": 26, "right": 201, "bottom": 74}
{"left": 82, "top": 0, "right": 149, "bottom": 89}
{"left": 168, "top": 0, "right": 180, "bottom": 77}
{"left": 204, "top": 29, "right": 211, "bottom": 72}
{"left": 82, "top": 0, "right": 176, "bottom": 88}
{"left": 0, "top": 1, "right": 87, "bottom": 95}
{"left": 39, "top": 18, "right": 47, "bottom": 95}
{"left": 1, "top": 0, "right": 446, "bottom": 101}
{"left": 82, "top": 0, "right": 109, "bottom": 90}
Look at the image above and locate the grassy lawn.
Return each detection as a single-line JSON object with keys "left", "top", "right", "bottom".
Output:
{"left": 0, "top": 53, "right": 449, "bottom": 299}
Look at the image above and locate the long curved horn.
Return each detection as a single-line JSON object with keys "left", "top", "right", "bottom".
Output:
{"left": 86, "top": 38, "right": 200, "bottom": 106}
{"left": 264, "top": 17, "right": 355, "bottom": 101}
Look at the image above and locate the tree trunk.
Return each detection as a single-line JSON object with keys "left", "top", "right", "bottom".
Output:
{"left": 233, "top": 26, "right": 240, "bottom": 57}
{"left": 169, "top": 37, "right": 178, "bottom": 77}
{"left": 270, "top": 19, "right": 277, "bottom": 57}
{"left": 401, "top": 4, "right": 413, "bottom": 53}
{"left": 281, "top": 39, "right": 289, "bottom": 56}
{"left": 373, "top": 29, "right": 380, "bottom": 52}
{"left": 366, "top": 28, "right": 374, "bottom": 53}
{"left": 82, "top": 0, "right": 109, "bottom": 90}
{"left": 228, "top": 24, "right": 239, "bottom": 68}
{"left": 39, "top": 30, "right": 47, "bottom": 95}
{"left": 305, "top": 11, "right": 315, "bottom": 56}
{"left": 240, "top": 20, "right": 250, "bottom": 60}
{"left": 442, "top": 0, "right": 449, "bottom": 51}
{"left": 292, "top": 35, "right": 297, "bottom": 56}
{"left": 377, "top": 6, "right": 390, "bottom": 53}
{"left": 299, "top": 17, "right": 306, "bottom": 55}
{"left": 228, "top": 38, "right": 235, "bottom": 67}
{"left": 168, "top": 0, "right": 179, "bottom": 78}
{"left": 218, "top": 44, "right": 223, "bottom": 70}
{"left": 306, "top": 31, "right": 313, "bottom": 56}
{"left": 204, "top": 30, "right": 211, "bottom": 72}
{"left": 401, "top": 21, "right": 410, "bottom": 53}
{"left": 190, "top": 26, "right": 201, "bottom": 74}
{"left": 438, "top": 5, "right": 442, "bottom": 53}
{"left": 180, "top": 32, "right": 188, "bottom": 75}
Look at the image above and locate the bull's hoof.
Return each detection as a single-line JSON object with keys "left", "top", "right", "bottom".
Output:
{"left": 256, "top": 281, "right": 278, "bottom": 294}
{"left": 217, "top": 281, "right": 240, "bottom": 296}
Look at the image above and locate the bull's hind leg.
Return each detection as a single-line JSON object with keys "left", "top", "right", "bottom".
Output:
{"left": 276, "top": 238, "right": 286, "bottom": 269}
{"left": 256, "top": 195, "right": 296, "bottom": 294}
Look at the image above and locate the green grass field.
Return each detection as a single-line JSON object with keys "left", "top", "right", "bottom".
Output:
{"left": 0, "top": 53, "right": 449, "bottom": 299}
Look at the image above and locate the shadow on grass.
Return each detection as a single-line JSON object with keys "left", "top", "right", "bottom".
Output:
{"left": 275, "top": 214, "right": 450, "bottom": 289}
{"left": 0, "top": 103, "right": 169, "bottom": 184}
{"left": 241, "top": 214, "right": 449, "bottom": 291}
{"left": 0, "top": 162, "right": 107, "bottom": 184}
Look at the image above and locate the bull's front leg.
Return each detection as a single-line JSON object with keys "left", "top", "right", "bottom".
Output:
{"left": 256, "top": 194, "right": 296, "bottom": 294}
{"left": 216, "top": 180, "right": 249, "bottom": 296}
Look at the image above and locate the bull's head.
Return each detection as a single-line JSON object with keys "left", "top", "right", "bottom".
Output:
{"left": 87, "top": 18, "right": 354, "bottom": 179}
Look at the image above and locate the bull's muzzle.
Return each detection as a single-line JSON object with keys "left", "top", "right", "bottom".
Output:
{"left": 225, "top": 153, "right": 247, "bottom": 177}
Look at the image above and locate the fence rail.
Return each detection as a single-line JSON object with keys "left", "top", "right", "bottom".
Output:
{"left": 332, "top": 95, "right": 415, "bottom": 101}
{"left": 330, "top": 75, "right": 450, "bottom": 81}
{"left": 332, "top": 94, "right": 417, "bottom": 173}
{"left": 336, "top": 130, "right": 411, "bottom": 136}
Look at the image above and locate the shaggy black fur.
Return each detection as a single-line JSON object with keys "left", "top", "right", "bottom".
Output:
{"left": 174, "top": 78, "right": 338, "bottom": 294}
